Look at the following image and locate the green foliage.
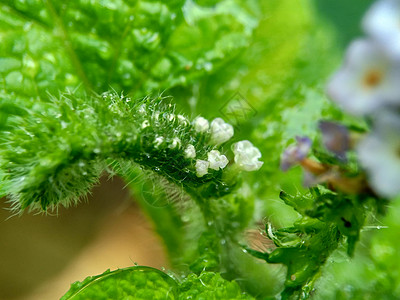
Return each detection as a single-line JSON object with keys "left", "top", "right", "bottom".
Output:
{"left": 178, "top": 271, "right": 254, "bottom": 299}
{"left": 0, "top": 91, "right": 238, "bottom": 211}
{"left": 246, "top": 185, "right": 380, "bottom": 299}
{"left": 61, "top": 267, "right": 177, "bottom": 300}
{"left": 2, "top": 0, "right": 399, "bottom": 300}
{"left": 0, "top": 0, "right": 257, "bottom": 99}
{"left": 61, "top": 266, "right": 253, "bottom": 300}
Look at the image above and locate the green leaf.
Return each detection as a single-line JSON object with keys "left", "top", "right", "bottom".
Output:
{"left": 178, "top": 271, "right": 254, "bottom": 299}
{"left": 0, "top": 0, "right": 259, "bottom": 99}
{"left": 61, "top": 267, "right": 254, "bottom": 300}
{"left": 61, "top": 267, "right": 178, "bottom": 300}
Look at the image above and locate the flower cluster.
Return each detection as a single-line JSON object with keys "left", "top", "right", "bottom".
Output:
{"left": 190, "top": 116, "right": 263, "bottom": 177}
{"left": 193, "top": 116, "right": 234, "bottom": 144}
{"left": 144, "top": 112, "right": 263, "bottom": 178}
{"left": 195, "top": 150, "right": 229, "bottom": 177}
{"left": 327, "top": 0, "right": 400, "bottom": 197}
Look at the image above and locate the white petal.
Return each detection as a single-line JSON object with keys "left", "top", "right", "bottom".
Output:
{"left": 357, "top": 112, "right": 400, "bottom": 197}
{"left": 154, "top": 136, "right": 164, "bottom": 148}
{"left": 177, "top": 114, "right": 189, "bottom": 125}
{"left": 141, "top": 120, "right": 150, "bottom": 128}
{"left": 167, "top": 113, "right": 175, "bottom": 121}
{"left": 363, "top": 0, "right": 400, "bottom": 60}
{"left": 184, "top": 144, "right": 196, "bottom": 158}
{"left": 326, "top": 39, "right": 400, "bottom": 115}
{"left": 195, "top": 160, "right": 209, "bottom": 177}
{"left": 207, "top": 150, "right": 229, "bottom": 170}
{"left": 169, "top": 137, "right": 181, "bottom": 149}
{"left": 232, "top": 140, "right": 263, "bottom": 171}
{"left": 193, "top": 116, "right": 209, "bottom": 132}
{"left": 210, "top": 118, "right": 234, "bottom": 144}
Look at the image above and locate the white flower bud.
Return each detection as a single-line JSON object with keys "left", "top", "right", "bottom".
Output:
{"left": 232, "top": 140, "right": 263, "bottom": 171}
{"left": 138, "top": 104, "right": 146, "bottom": 114}
{"left": 207, "top": 150, "right": 229, "bottom": 170}
{"left": 184, "top": 144, "right": 196, "bottom": 158}
{"left": 210, "top": 118, "right": 234, "bottom": 144}
{"left": 141, "top": 120, "right": 150, "bottom": 128}
{"left": 167, "top": 113, "right": 175, "bottom": 121}
{"left": 169, "top": 137, "right": 181, "bottom": 149}
{"left": 154, "top": 136, "right": 164, "bottom": 148}
{"left": 195, "top": 159, "right": 209, "bottom": 177}
{"left": 177, "top": 114, "right": 189, "bottom": 125}
{"left": 193, "top": 116, "right": 209, "bottom": 132}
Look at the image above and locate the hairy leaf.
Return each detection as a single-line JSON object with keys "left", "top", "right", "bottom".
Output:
{"left": 0, "top": 92, "right": 238, "bottom": 211}
{"left": 61, "top": 267, "right": 254, "bottom": 300}
{"left": 61, "top": 267, "right": 177, "bottom": 300}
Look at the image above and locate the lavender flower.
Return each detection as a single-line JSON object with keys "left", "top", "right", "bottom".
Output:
{"left": 280, "top": 136, "right": 312, "bottom": 171}
{"left": 363, "top": 0, "right": 400, "bottom": 60}
{"left": 326, "top": 39, "right": 400, "bottom": 115}
{"left": 357, "top": 112, "right": 400, "bottom": 197}
{"left": 318, "top": 121, "right": 350, "bottom": 160}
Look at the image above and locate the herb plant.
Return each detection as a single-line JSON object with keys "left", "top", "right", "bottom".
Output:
{"left": 1, "top": 0, "right": 400, "bottom": 299}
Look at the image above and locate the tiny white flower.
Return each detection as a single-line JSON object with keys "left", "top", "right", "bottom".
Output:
{"left": 154, "top": 136, "right": 164, "bottom": 148}
{"left": 363, "top": 0, "right": 400, "bottom": 60}
{"left": 138, "top": 104, "right": 146, "bottom": 114}
{"left": 210, "top": 118, "right": 234, "bottom": 144}
{"left": 195, "top": 159, "right": 209, "bottom": 177}
{"left": 326, "top": 39, "right": 400, "bottom": 115}
{"left": 193, "top": 116, "right": 209, "bottom": 132}
{"left": 357, "top": 112, "right": 400, "bottom": 198}
{"left": 177, "top": 114, "right": 189, "bottom": 125}
{"left": 184, "top": 144, "right": 196, "bottom": 158}
{"left": 167, "top": 113, "right": 175, "bottom": 121}
{"left": 169, "top": 137, "right": 181, "bottom": 149}
{"left": 232, "top": 140, "right": 263, "bottom": 171}
{"left": 153, "top": 111, "right": 160, "bottom": 121}
{"left": 207, "top": 150, "right": 229, "bottom": 170}
{"left": 141, "top": 120, "right": 150, "bottom": 128}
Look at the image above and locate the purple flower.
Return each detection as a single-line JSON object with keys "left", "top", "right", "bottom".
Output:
{"left": 280, "top": 136, "right": 312, "bottom": 171}
{"left": 326, "top": 39, "right": 400, "bottom": 115}
{"left": 318, "top": 121, "right": 350, "bottom": 160}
